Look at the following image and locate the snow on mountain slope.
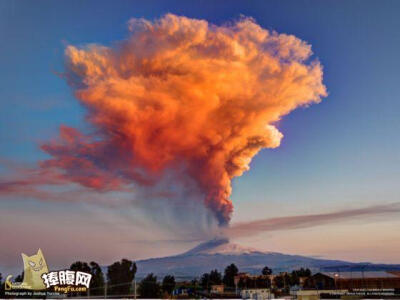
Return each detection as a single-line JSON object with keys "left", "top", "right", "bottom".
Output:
{"left": 182, "top": 238, "right": 262, "bottom": 255}
{"left": 135, "top": 238, "right": 400, "bottom": 280}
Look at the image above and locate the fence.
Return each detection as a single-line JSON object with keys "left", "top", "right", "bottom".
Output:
{"left": 68, "top": 280, "right": 137, "bottom": 299}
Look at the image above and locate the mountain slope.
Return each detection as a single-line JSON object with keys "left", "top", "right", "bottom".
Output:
{"left": 135, "top": 239, "right": 400, "bottom": 280}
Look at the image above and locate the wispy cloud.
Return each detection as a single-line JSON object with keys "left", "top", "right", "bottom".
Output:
{"left": 223, "top": 202, "right": 400, "bottom": 238}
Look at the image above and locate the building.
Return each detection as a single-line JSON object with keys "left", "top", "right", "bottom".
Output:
{"left": 210, "top": 284, "right": 224, "bottom": 294}
{"left": 298, "top": 271, "right": 400, "bottom": 299}
{"left": 295, "top": 290, "right": 320, "bottom": 300}
{"left": 234, "top": 273, "right": 271, "bottom": 289}
{"left": 323, "top": 271, "right": 400, "bottom": 290}
{"left": 172, "top": 287, "right": 190, "bottom": 297}
{"left": 303, "top": 273, "right": 335, "bottom": 290}
{"left": 241, "top": 288, "right": 274, "bottom": 300}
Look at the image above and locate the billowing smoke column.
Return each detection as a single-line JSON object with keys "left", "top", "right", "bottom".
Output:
{"left": 43, "top": 14, "right": 326, "bottom": 225}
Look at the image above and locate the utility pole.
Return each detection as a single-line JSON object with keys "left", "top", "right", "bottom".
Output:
{"left": 104, "top": 281, "right": 107, "bottom": 299}
{"left": 134, "top": 279, "right": 137, "bottom": 300}
{"left": 362, "top": 265, "right": 366, "bottom": 297}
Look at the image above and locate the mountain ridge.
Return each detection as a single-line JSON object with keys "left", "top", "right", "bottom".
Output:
{"left": 135, "top": 239, "right": 400, "bottom": 280}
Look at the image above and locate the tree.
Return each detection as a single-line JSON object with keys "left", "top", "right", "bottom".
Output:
{"left": 191, "top": 278, "right": 198, "bottom": 289}
{"left": 273, "top": 274, "right": 284, "bottom": 289}
{"left": 273, "top": 273, "right": 290, "bottom": 290}
{"left": 200, "top": 273, "right": 211, "bottom": 290}
{"left": 70, "top": 261, "right": 91, "bottom": 273}
{"left": 223, "top": 264, "right": 238, "bottom": 287}
{"left": 294, "top": 268, "right": 311, "bottom": 277}
{"left": 209, "top": 269, "right": 222, "bottom": 285}
{"left": 70, "top": 261, "right": 105, "bottom": 296}
{"left": 70, "top": 262, "right": 91, "bottom": 296}
{"left": 262, "top": 266, "right": 272, "bottom": 275}
{"left": 200, "top": 270, "right": 222, "bottom": 290}
{"left": 256, "top": 276, "right": 271, "bottom": 288}
{"left": 107, "top": 259, "right": 137, "bottom": 296}
{"left": 283, "top": 273, "right": 291, "bottom": 290}
{"left": 162, "top": 275, "right": 175, "bottom": 295}
{"left": 0, "top": 272, "right": 4, "bottom": 297}
{"left": 138, "top": 273, "right": 161, "bottom": 298}
{"left": 238, "top": 277, "right": 246, "bottom": 289}
{"left": 14, "top": 271, "right": 24, "bottom": 282}
{"left": 89, "top": 261, "right": 105, "bottom": 296}
{"left": 237, "top": 275, "right": 270, "bottom": 289}
{"left": 289, "top": 268, "right": 312, "bottom": 286}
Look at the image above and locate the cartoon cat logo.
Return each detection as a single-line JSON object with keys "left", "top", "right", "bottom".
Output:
{"left": 5, "top": 249, "right": 49, "bottom": 290}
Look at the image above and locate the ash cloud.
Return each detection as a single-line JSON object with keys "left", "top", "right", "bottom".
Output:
{"left": 1, "top": 14, "right": 326, "bottom": 225}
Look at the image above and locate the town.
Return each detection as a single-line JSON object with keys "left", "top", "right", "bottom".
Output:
{"left": 2, "top": 259, "right": 400, "bottom": 299}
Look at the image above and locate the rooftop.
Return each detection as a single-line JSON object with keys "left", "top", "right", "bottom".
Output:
{"left": 322, "top": 271, "right": 400, "bottom": 279}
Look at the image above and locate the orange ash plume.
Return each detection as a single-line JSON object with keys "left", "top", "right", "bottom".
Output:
{"left": 42, "top": 14, "right": 326, "bottom": 225}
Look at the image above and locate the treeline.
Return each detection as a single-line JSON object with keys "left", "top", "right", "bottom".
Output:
{"left": 70, "top": 260, "right": 183, "bottom": 298}
{"left": 0, "top": 259, "right": 177, "bottom": 298}
{"left": 0, "top": 260, "right": 313, "bottom": 298}
{"left": 70, "top": 260, "right": 181, "bottom": 298}
{"left": 70, "top": 259, "right": 178, "bottom": 298}
{"left": 272, "top": 267, "right": 312, "bottom": 289}
{"left": 199, "top": 264, "right": 238, "bottom": 290}
{"left": 198, "top": 264, "right": 312, "bottom": 291}
{"left": 69, "top": 259, "right": 136, "bottom": 296}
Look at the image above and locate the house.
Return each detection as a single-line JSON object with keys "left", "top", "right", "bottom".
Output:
{"left": 240, "top": 288, "right": 274, "bottom": 300}
{"left": 210, "top": 284, "right": 224, "bottom": 294}
{"left": 172, "top": 287, "right": 192, "bottom": 296}
{"left": 234, "top": 273, "right": 271, "bottom": 289}
{"left": 297, "top": 271, "right": 400, "bottom": 299}
{"left": 303, "top": 273, "right": 335, "bottom": 290}
{"left": 323, "top": 271, "right": 400, "bottom": 290}
{"left": 295, "top": 290, "right": 320, "bottom": 300}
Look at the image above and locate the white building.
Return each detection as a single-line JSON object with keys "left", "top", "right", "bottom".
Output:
{"left": 241, "top": 288, "right": 274, "bottom": 299}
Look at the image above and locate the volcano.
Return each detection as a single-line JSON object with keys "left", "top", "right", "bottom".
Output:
{"left": 135, "top": 239, "right": 400, "bottom": 280}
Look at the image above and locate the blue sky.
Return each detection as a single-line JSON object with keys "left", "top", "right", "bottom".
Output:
{"left": 0, "top": 0, "right": 399, "bottom": 270}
